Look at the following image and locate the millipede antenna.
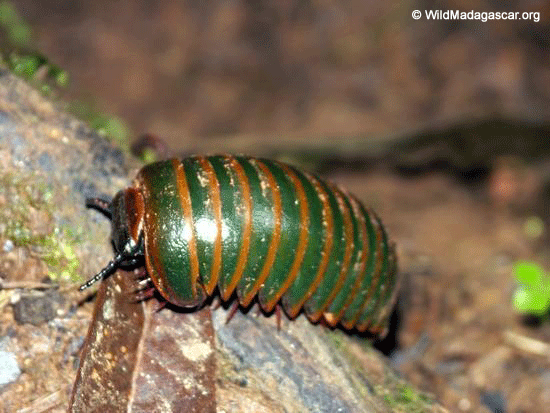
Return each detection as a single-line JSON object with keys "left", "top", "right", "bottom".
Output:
{"left": 79, "top": 253, "right": 125, "bottom": 291}
{"left": 86, "top": 197, "right": 112, "bottom": 220}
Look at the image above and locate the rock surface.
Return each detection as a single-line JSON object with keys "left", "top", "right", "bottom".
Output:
{"left": 0, "top": 68, "right": 443, "bottom": 412}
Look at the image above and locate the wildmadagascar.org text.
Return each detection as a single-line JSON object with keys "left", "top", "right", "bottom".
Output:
{"left": 422, "top": 10, "right": 540, "bottom": 22}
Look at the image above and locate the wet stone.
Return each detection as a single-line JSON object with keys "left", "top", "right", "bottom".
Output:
{"left": 480, "top": 390, "right": 506, "bottom": 413}
{"left": 0, "top": 350, "right": 21, "bottom": 386}
{"left": 11, "top": 290, "right": 64, "bottom": 326}
{"left": 2, "top": 239, "right": 14, "bottom": 253}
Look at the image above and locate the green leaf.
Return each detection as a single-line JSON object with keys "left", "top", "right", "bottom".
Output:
{"left": 513, "top": 261, "right": 545, "bottom": 286}
{"left": 140, "top": 147, "right": 158, "bottom": 164}
{"left": 513, "top": 287, "right": 550, "bottom": 315}
{"left": 8, "top": 22, "right": 32, "bottom": 46}
{"left": 55, "top": 69, "right": 69, "bottom": 88}
{"left": 0, "top": 1, "right": 19, "bottom": 26}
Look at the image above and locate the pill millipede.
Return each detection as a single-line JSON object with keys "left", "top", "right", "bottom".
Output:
{"left": 81, "top": 155, "right": 399, "bottom": 333}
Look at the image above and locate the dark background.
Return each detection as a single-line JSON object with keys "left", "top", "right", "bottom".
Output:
{"left": 2, "top": 1, "right": 550, "bottom": 412}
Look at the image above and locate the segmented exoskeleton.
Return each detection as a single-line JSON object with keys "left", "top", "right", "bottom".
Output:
{"left": 81, "top": 155, "right": 399, "bottom": 333}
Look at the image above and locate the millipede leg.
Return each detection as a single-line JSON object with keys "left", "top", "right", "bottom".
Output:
{"left": 225, "top": 301, "right": 240, "bottom": 324}
{"left": 155, "top": 300, "right": 168, "bottom": 312}
{"left": 134, "top": 275, "right": 153, "bottom": 293}
{"left": 133, "top": 267, "right": 148, "bottom": 280}
{"left": 137, "top": 279, "right": 152, "bottom": 289}
{"left": 275, "top": 305, "right": 282, "bottom": 331}
{"left": 134, "top": 286, "right": 155, "bottom": 302}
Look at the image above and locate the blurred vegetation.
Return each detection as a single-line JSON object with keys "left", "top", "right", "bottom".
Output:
{"left": 68, "top": 100, "right": 130, "bottom": 150}
{"left": 513, "top": 261, "right": 550, "bottom": 318}
{"left": 0, "top": 1, "right": 31, "bottom": 47}
{"left": 381, "top": 383, "right": 432, "bottom": 413}
{"left": 0, "top": 0, "right": 130, "bottom": 150}
{"left": 0, "top": 1, "right": 68, "bottom": 92}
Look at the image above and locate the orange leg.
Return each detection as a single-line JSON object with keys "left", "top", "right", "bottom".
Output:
{"left": 225, "top": 300, "right": 240, "bottom": 324}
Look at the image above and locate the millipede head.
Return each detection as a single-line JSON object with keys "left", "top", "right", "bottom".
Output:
{"left": 81, "top": 191, "right": 146, "bottom": 291}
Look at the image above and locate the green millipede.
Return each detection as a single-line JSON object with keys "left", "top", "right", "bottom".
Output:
{"left": 81, "top": 155, "right": 399, "bottom": 333}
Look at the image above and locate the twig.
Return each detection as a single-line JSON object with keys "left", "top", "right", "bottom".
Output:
{"left": 17, "top": 390, "right": 62, "bottom": 413}
{"left": 504, "top": 329, "right": 550, "bottom": 357}
{"left": 0, "top": 280, "right": 58, "bottom": 290}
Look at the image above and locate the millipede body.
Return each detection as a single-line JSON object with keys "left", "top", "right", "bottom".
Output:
{"left": 82, "top": 155, "right": 399, "bottom": 333}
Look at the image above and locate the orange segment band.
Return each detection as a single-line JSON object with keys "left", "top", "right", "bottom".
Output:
{"left": 173, "top": 159, "right": 201, "bottom": 297}
{"left": 221, "top": 157, "right": 252, "bottom": 301}
{"left": 198, "top": 156, "right": 223, "bottom": 295}
{"left": 262, "top": 164, "right": 309, "bottom": 312}
{"left": 287, "top": 174, "right": 333, "bottom": 318}
{"left": 312, "top": 185, "right": 354, "bottom": 324}
{"left": 369, "top": 244, "right": 399, "bottom": 333}
{"left": 240, "top": 160, "right": 282, "bottom": 307}
{"left": 344, "top": 210, "right": 385, "bottom": 329}
{"left": 134, "top": 175, "right": 172, "bottom": 301}
{"left": 332, "top": 195, "right": 369, "bottom": 324}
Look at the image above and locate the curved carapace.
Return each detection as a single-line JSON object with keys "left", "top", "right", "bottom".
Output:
{"left": 83, "top": 155, "right": 399, "bottom": 333}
